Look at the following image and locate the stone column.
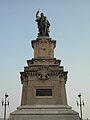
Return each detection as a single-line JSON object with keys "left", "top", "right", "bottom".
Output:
{"left": 20, "top": 73, "right": 28, "bottom": 105}
{"left": 21, "top": 81, "right": 28, "bottom": 105}
{"left": 60, "top": 78, "right": 67, "bottom": 105}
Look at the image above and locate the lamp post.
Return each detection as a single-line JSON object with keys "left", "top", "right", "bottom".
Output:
{"left": 77, "top": 93, "right": 84, "bottom": 120}
{"left": 2, "top": 93, "right": 9, "bottom": 120}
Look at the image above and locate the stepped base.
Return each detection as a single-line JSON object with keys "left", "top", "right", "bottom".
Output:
{"left": 9, "top": 105, "right": 80, "bottom": 120}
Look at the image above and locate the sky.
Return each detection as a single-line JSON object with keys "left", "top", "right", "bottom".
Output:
{"left": 0, "top": 0, "right": 90, "bottom": 119}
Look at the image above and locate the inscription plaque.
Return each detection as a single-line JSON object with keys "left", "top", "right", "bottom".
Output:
{"left": 36, "top": 89, "right": 52, "bottom": 96}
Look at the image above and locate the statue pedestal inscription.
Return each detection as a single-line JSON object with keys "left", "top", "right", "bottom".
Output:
{"left": 9, "top": 11, "right": 80, "bottom": 120}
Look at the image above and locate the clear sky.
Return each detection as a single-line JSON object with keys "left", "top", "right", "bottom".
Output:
{"left": 0, "top": 0, "right": 90, "bottom": 119}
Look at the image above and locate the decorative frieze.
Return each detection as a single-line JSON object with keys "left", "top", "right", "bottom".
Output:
{"left": 27, "top": 58, "right": 61, "bottom": 66}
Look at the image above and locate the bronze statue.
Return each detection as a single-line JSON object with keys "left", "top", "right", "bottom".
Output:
{"left": 35, "top": 9, "right": 50, "bottom": 37}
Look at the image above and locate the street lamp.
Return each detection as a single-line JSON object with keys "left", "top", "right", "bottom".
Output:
{"left": 2, "top": 93, "right": 9, "bottom": 120}
{"left": 77, "top": 93, "right": 84, "bottom": 120}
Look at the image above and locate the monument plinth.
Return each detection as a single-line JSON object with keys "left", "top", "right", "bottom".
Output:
{"left": 9, "top": 11, "right": 80, "bottom": 120}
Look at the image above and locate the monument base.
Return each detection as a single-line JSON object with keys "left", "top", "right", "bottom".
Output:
{"left": 9, "top": 105, "right": 80, "bottom": 120}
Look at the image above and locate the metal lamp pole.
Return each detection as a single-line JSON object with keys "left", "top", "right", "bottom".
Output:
{"left": 2, "top": 93, "right": 9, "bottom": 120}
{"left": 77, "top": 93, "right": 84, "bottom": 120}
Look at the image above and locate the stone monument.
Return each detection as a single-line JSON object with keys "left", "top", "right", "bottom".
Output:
{"left": 9, "top": 11, "right": 80, "bottom": 120}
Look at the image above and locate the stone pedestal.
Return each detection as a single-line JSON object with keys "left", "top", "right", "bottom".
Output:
{"left": 9, "top": 36, "right": 80, "bottom": 120}
{"left": 10, "top": 105, "right": 80, "bottom": 120}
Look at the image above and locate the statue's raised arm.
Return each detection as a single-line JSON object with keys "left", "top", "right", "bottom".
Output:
{"left": 36, "top": 9, "right": 40, "bottom": 19}
{"left": 35, "top": 10, "right": 50, "bottom": 37}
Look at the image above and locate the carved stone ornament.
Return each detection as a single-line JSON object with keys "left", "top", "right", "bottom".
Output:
{"left": 39, "top": 39, "right": 48, "bottom": 50}
{"left": 37, "top": 66, "right": 50, "bottom": 80}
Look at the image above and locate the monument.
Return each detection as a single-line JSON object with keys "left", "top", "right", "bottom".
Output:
{"left": 9, "top": 10, "right": 80, "bottom": 120}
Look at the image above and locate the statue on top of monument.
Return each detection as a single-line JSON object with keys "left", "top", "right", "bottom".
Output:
{"left": 35, "top": 9, "right": 50, "bottom": 37}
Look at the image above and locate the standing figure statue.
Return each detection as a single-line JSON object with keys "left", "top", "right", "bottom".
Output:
{"left": 35, "top": 9, "right": 50, "bottom": 37}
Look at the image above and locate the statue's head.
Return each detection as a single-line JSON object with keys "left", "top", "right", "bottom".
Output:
{"left": 41, "top": 12, "right": 44, "bottom": 17}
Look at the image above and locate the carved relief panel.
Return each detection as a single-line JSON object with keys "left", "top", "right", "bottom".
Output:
{"left": 37, "top": 66, "right": 50, "bottom": 80}
{"left": 38, "top": 39, "right": 49, "bottom": 57}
